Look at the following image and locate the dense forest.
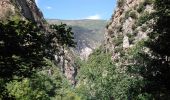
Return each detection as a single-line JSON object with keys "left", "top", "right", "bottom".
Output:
{"left": 0, "top": 0, "right": 170, "bottom": 100}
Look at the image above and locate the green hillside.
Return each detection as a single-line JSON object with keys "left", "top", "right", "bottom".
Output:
{"left": 47, "top": 19, "right": 107, "bottom": 58}
{"left": 47, "top": 19, "right": 107, "bottom": 41}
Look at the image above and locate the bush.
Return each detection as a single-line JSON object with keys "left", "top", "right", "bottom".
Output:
{"left": 127, "top": 33, "right": 135, "bottom": 44}
{"left": 144, "top": 0, "right": 154, "bottom": 5}
{"left": 113, "top": 35, "right": 124, "bottom": 46}
{"left": 133, "top": 29, "right": 138, "bottom": 36}
{"left": 129, "top": 11, "right": 138, "bottom": 19}
{"left": 141, "top": 25, "right": 148, "bottom": 32}
{"left": 117, "top": 0, "right": 125, "bottom": 7}
{"left": 137, "top": 12, "right": 151, "bottom": 26}
{"left": 137, "top": 0, "right": 154, "bottom": 13}
{"left": 116, "top": 25, "right": 123, "bottom": 32}
{"left": 132, "top": 23, "right": 137, "bottom": 30}
{"left": 125, "top": 10, "right": 137, "bottom": 19}
{"left": 125, "top": 10, "right": 131, "bottom": 19}
{"left": 114, "top": 46, "right": 123, "bottom": 53}
{"left": 137, "top": 3, "right": 145, "bottom": 13}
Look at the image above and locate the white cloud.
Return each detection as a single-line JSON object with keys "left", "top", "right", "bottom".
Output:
{"left": 85, "top": 14, "right": 101, "bottom": 20}
{"left": 46, "top": 6, "right": 52, "bottom": 10}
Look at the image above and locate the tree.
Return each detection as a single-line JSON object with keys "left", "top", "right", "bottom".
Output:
{"left": 50, "top": 23, "right": 76, "bottom": 74}
{"left": 127, "top": 0, "right": 170, "bottom": 99}
{"left": 144, "top": 0, "right": 170, "bottom": 98}
{"left": 0, "top": 19, "right": 46, "bottom": 98}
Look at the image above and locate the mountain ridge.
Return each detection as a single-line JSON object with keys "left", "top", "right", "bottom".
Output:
{"left": 47, "top": 19, "right": 107, "bottom": 60}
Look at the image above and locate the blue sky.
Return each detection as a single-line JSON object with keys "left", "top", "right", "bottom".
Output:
{"left": 36, "top": 0, "right": 116, "bottom": 20}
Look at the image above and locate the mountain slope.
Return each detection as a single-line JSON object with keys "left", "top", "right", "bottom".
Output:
{"left": 47, "top": 19, "right": 107, "bottom": 59}
{"left": 0, "top": 0, "right": 45, "bottom": 27}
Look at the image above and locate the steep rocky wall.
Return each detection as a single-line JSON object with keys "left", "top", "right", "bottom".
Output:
{"left": 0, "top": 0, "right": 77, "bottom": 85}
{"left": 105, "top": 0, "right": 154, "bottom": 55}
{"left": 0, "top": 0, "right": 45, "bottom": 26}
{"left": 55, "top": 48, "right": 77, "bottom": 85}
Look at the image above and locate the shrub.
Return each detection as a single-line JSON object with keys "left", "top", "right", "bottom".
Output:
{"left": 117, "top": 0, "right": 125, "bottom": 7}
{"left": 144, "top": 0, "right": 154, "bottom": 5}
{"left": 133, "top": 29, "right": 138, "bottom": 36}
{"left": 132, "top": 23, "right": 137, "bottom": 31}
{"left": 129, "top": 11, "right": 138, "bottom": 19}
{"left": 137, "top": 0, "right": 154, "bottom": 13}
{"left": 127, "top": 33, "right": 135, "bottom": 44}
{"left": 125, "top": 10, "right": 131, "bottom": 19}
{"left": 125, "top": 10, "right": 137, "bottom": 19}
{"left": 113, "top": 35, "right": 124, "bottom": 46}
{"left": 117, "top": 25, "right": 123, "bottom": 32}
{"left": 141, "top": 25, "right": 148, "bottom": 32}
{"left": 115, "top": 46, "right": 123, "bottom": 53}
{"left": 137, "top": 3, "right": 145, "bottom": 13}
{"left": 137, "top": 12, "right": 151, "bottom": 26}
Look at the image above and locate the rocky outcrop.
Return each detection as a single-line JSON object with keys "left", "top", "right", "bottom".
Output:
{"left": 105, "top": 0, "right": 154, "bottom": 58}
{"left": 0, "top": 0, "right": 45, "bottom": 27}
{"left": 47, "top": 19, "right": 107, "bottom": 60}
{"left": 55, "top": 49, "right": 77, "bottom": 85}
{"left": 123, "top": 35, "right": 129, "bottom": 49}
{"left": 0, "top": 0, "right": 15, "bottom": 19}
{"left": 0, "top": 0, "right": 77, "bottom": 85}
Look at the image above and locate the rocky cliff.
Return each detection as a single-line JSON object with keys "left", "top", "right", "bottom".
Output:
{"left": 0, "top": 0, "right": 77, "bottom": 85}
{"left": 105, "top": 0, "right": 154, "bottom": 60}
{"left": 0, "top": 0, "right": 45, "bottom": 27}
{"left": 47, "top": 19, "right": 107, "bottom": 60}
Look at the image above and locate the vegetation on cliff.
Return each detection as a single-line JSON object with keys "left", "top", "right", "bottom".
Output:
{"left": 74, "top": 0, "right": 170, "bottom": 99}
{"left": 0, "top": 0, "right": 170, "bottom": 99}
{"left": 0, "top": 19, "right": 77, "bottom": 99}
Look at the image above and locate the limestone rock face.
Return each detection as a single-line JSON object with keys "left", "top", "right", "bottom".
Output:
{"left": 0, "top": 0, "right": 77, "bottom": 85}
{"left": 104, "top": 0, "right": 154, "bottom": 61}
{"left": 55, "top": 49, "right": 77, "bottom": 85}
{"left": 123, "top": 35, "right": 129, "bottom": 49}
{"left": 0, "top": 0, "right": 15, "bottom": 19}
{"left": 0, "top": 0, "right": 45, "bottom": 26}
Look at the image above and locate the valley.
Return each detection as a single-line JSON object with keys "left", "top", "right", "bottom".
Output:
{"left": 47, "top": 19, "right": 107, "bottom": 60}
{"left": 0, "top": 0, "right": 170, "bottom": 99}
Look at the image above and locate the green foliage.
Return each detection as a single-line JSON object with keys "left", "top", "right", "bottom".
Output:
{"left": 132, "top": 23, "right": 137, "bottom": 31}
{"left": 47, "top": 19, "right": 106, "bottom": 53}
{"left": 125, "top": 0, "right": 170, "bottom": 98}
{"left": 0, "top": 18, "right": 79, "bottom": 100}
{"left": 50, "top": 23, "right": 76, "bottom": 48}
{"left": 129, "top": 11, "right": 138, "bottom": 19}
{"left": 76, "top": 49, "right": 114, "bottom": 99}
{"left": 117, "top": 0, "right": 125, "bottom": 7}
{"left": 127, "top": 33, "right": 135, "bottom": 44}
{"left": 6, "top": 78, "right": 50, "bottom": 100}
{"left": 50, "top": 23, "right": 76, "bottom": 73}
{"left": 137, "top": 2, "right": 146, "bottom": 13}
{"left": 0, "top": 20, "right": 46, "bottom": 80}
{"left": 76, "top": 48, "right": 148, "bottom": 99}
{"left": 137, "top": 0, "right": 154, "bottom": 14}
{"left": 125, "top": 10, "right": 131, "bottom": 19}
{"left": 137, "top": 12, "right": 152, "bottom": 26}
{"left": 142, "top": 0, "right": 170, "bottom": 98}
{"left": 4, "top": 58, "right": 77, "bottom": 100}
{"left": 113, "top": 34, "right": 124, "bottom": 46}
{"left": 116, "top": 25, "right": 123, "bottom": 32}
{"left": 0, "top": 19, "right": 47, "bottom": 99}
{"left": 141, "top": 25, "right": 148, "bottom": 32}
{"left": 125, "top": 10, "right": 138, "bottom": 19}
{"left": 144, "top": 0, "right": 154, "bottom": 5}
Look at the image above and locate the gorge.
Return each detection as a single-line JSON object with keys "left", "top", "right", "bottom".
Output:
{"left": 0, "top": 0, "right": 170, "bottom": 99}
